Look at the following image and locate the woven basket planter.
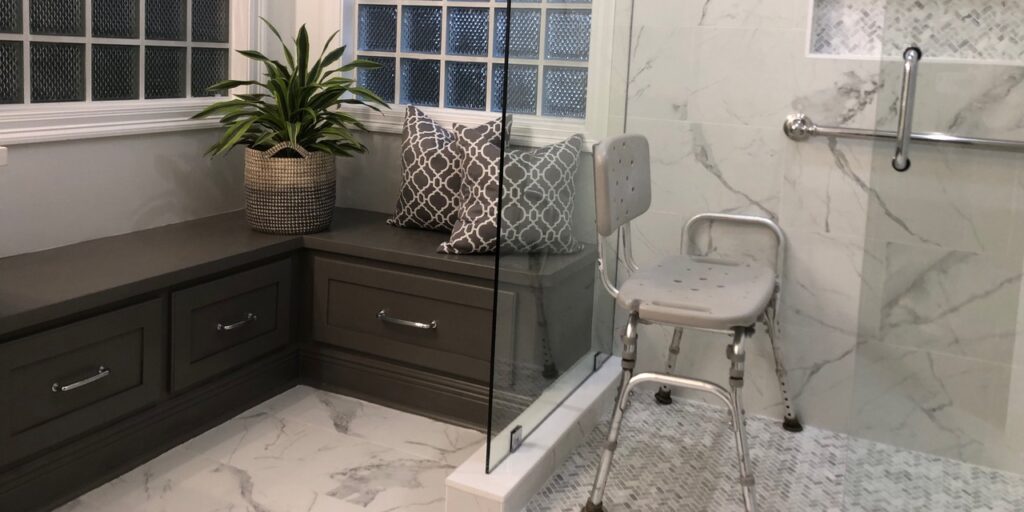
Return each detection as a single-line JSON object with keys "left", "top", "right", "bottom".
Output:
{"left": 244, "top": 142, "right": 336, "bottom": 235}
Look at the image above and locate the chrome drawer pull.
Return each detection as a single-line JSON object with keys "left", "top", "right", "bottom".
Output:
{"left": 217, "top": 313, "right": 258, "bottom": 332}
{"left": 52, "top": 366, "right": 110, "bottom": 393}
{"left": 376, "top": 309, "right": 437, "bottom": 330}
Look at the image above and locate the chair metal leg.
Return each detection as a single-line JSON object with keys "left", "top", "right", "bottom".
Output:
{"left": 764, "top": 295, "right": 803, "bottom": 432}
{"left": 654, "top": 328, "right": 683, "bottom": 405}
{"left": 728, "top": 328, "right": 758, "bottom": 512}
{"left": 583, "top": 312, "right": 640, "bottom": 512}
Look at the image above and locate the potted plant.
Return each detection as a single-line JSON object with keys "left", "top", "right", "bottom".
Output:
{"left": 194, "top": 20, "right": 387, "bottom": 235}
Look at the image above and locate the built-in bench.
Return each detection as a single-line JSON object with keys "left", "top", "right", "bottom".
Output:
{"left": 0, "top": 208, "right": 596, "bottom": 512}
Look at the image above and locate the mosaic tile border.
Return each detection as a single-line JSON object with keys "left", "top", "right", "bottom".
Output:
{"left": 811, "top": 0, "right": 1024, "bottom": 62}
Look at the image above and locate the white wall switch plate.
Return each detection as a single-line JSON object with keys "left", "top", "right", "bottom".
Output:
{"left": 0, "top": 147, "right": 7, "bottom": 167}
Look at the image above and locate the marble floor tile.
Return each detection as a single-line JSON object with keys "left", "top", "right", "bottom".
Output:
{"left": 254, "top": 385, "right": 486, "bottom": 466}
{"left": 62, "top": 385, "right": 486, "bottom": 512}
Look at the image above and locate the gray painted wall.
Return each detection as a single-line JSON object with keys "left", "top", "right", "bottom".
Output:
{"left": 0, "top": 4, "right": 296, "bottom": 259}
{"left": 0, "top": 130, "right": 244, "bottom": 258}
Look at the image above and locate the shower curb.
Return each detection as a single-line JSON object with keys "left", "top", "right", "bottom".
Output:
{"left": 446, "top": 358, "right": 621, "bottom": 512}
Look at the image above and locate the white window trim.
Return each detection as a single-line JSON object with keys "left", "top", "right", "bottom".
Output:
{"left": 0, "top": 0, "right": 264, "bottom": 146}
{"left": 300, "top": 0, "right": 614, "bottom": 149}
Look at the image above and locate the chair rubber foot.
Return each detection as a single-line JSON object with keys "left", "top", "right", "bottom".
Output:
{"left": 543, "top": 363, "right": 560, "bottom": 380}
{"left": 783, "top": 417, "right": 804, "bottom": 433}
{"left": 582, "top": 499, "right": 605, "bottom": 512}
{"left": 654, "top": 388, "right": 673, "bottom": 405}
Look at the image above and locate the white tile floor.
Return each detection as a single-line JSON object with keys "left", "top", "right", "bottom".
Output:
{"left": 54, "top": 385, "right": 486, "bottom": 512}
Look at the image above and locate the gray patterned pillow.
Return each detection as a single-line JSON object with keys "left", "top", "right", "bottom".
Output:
{"left": 501, "top": 135, "right": 584, "bottom": 254}
{"left": 387, "top": 106, "right": 462, "bottom": 231}
{"left": 438, "top": 118, "right": 506, "bottom": 255}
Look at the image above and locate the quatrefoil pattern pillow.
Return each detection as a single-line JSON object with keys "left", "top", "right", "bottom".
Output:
{"left": 500, "top": 135, "right": 585, "bottom": 254}
{"left": 387, "top": 106, "right": 463, "bottom": 231}
{"left": 438, "top": 118, "right": 506, "bottom": 255}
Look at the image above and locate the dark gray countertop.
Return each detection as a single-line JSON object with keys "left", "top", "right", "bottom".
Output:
{"left": 0, "top": 208, "right": 595, "bottom": 339}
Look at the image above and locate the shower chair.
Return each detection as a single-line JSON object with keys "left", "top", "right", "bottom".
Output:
{"left": 582, "top": 134, "right": 802, "bottom": 512}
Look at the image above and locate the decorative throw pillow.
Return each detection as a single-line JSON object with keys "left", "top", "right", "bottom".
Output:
{"left": 387, "top": 106, "right": 463, "bottom": 231}
{"left": 437, "top": 118, "right": 506, "bottom": 255}
{"left": 500, "top": 135, "right": 585, "bottom": 254}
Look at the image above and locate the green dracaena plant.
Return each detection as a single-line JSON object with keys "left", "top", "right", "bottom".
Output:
{"left": 193, "top": 19, "right": 388, "bottom": 158}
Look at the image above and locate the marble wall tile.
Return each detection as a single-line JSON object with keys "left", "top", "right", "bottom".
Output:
{"left": 1006, "top": 364, "right": 1024, "bottom": 470}
{"left": 629, "top": 0, "right": 703, "bottom": 30}
{"left": 628, "top": 118, "right": 787, "bottom": 220}
{"left": 687, "top": 28, "right": 804, "bottom": 128}
{"left": 781, "top": 231, "right": 866, "bottom": 339}
{"left": 791, "top": 57, "right": 883, "bottom": 130}
{"left": 780, "top": 137, "right": 874, "bottom": 237}
{"left": 692, "top": 0, "right": 803, "bottom": 29}
{"left": 850, "top": 342, "right": 1021, "bottom": 473}
{"left": 874, "top": 61, "right": 1024, "bottom": 140}
{"left": 634, "top": 324, "right": 788, "bottom": 420}
{"left": 870, "top": 243, "right": 1022, "bottom": 363}
{"left": 774, "top": 232, "right": 867, "bottom": 432}
{"left": 626, "top": 26, "right": 695, "bottom": 122}
{"left": 865, "top": 143, "right": 1020, "bottom": 254}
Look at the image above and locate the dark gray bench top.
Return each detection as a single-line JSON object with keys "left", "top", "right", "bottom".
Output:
{"left": 0, "top": 208, "right": 595, "bottom": 338}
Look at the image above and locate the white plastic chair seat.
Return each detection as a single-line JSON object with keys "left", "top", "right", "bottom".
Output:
{"left": 616, "top": 254, "right": 776, "bottom": 330}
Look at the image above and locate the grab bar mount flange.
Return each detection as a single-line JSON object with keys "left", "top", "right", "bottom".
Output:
{"left": 783, "top": 114, "right": 816, "bottom": 141}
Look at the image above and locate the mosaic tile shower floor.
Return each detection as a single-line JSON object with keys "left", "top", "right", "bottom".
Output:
{"left": 526, "top": 395, "right": 1024, "bottom": 512}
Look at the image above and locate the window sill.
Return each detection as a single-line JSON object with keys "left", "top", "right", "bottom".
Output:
{"left": 0, "top": 99, "right": 226, "bottom": 145}
{"left": 345, "top": 106, "right": 597, "bottom": 149}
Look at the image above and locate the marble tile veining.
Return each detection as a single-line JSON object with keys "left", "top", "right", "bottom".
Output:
{"left": 62, "top": 385, "right": 485, "bottom": 512}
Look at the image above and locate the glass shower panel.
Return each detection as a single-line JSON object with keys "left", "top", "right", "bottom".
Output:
{"left": 485, "top": 0, "right": 630, "bottom": 472}
{"left": 846, "top": 0, "right": 1024, "bottom": 507}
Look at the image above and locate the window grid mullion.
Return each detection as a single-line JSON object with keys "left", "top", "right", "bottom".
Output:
{"left": 20, "top": 0, "right": 28, "bottom": 104}
{"left": 84, "top": 0, "right": 92, "bottom": 103}
{"left": 484, "top": 5, "right": 493, "bottom": 113}
{"left": 437, "top": 4, "right": 446, "bottom": 109}
{"left": 186, "top": 0, "right": 192, "bottom": 98}
{"left": 139, "top": 0, "right": 146, "bottom": 100}
{"left": 537, "top": 3, "right": 548, "bottom": 116}
{"left": 396, "top": 3, "right": 404, "bottom": 105}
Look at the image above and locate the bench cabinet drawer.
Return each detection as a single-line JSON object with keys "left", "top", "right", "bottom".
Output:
{"left": 171, "top": 259, "right": 292, "bottom": 391}
{"left": 0, "top": 299, "right": 164, "bottom": 466}
{"left": 312, "top": 256, "right": 494, "bottom": 382}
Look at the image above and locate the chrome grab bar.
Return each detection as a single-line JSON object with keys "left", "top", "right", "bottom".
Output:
{"left": 52, "top": 366, "right": 110, "bottom": 393}
{"left": 892, "top": 47, "right": 921, "bottom": 172}
{"left": 377, "top": 309, "right": 437, "bottom": 330}
{"left": 783, "top": 46, "right": 1024, "bottom": 165}
{"left": 217, "top": 312, "right": 257, "bottom": 332}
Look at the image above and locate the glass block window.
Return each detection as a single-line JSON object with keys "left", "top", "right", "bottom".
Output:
{"left": 31, "top": 42, "right": 84, "bottom": 102}
{"left": 355, "top": 0, "right": 592, "bottom": 119}
{"left": 191, "top": 47, "right": 228, "bottom": 97}
{"left": 0, "top": 0, "right": 230, "bottom": 105}
{"left": 0, "top": 41, "right": 23, "bottom": 103}
{"left": 93, "top": 44, "right": 138, "bottom": 100}
{"left": 31, "top": 0, "right": 85, "bottom": 36}
{"left": 0, "top": 0, "right": 22, "bottom": 34}
{"left": 93, "top": 0, "right": 139, "bottom": 39}
{"left": 146, "top": 0, "right": 185, "bottom": 41}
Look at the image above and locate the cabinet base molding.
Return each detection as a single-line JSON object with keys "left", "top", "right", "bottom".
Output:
{"left": 301, "top": 344, "right": 491, "bottom": 431}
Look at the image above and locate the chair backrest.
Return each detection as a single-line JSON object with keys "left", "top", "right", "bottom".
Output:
{"left": 592, "top": 134, "right": 652, "bottom": 237}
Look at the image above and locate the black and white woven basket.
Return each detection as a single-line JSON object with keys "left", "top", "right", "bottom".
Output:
{"left": 244, "top": 142, "right": 336, "bottom": 235}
